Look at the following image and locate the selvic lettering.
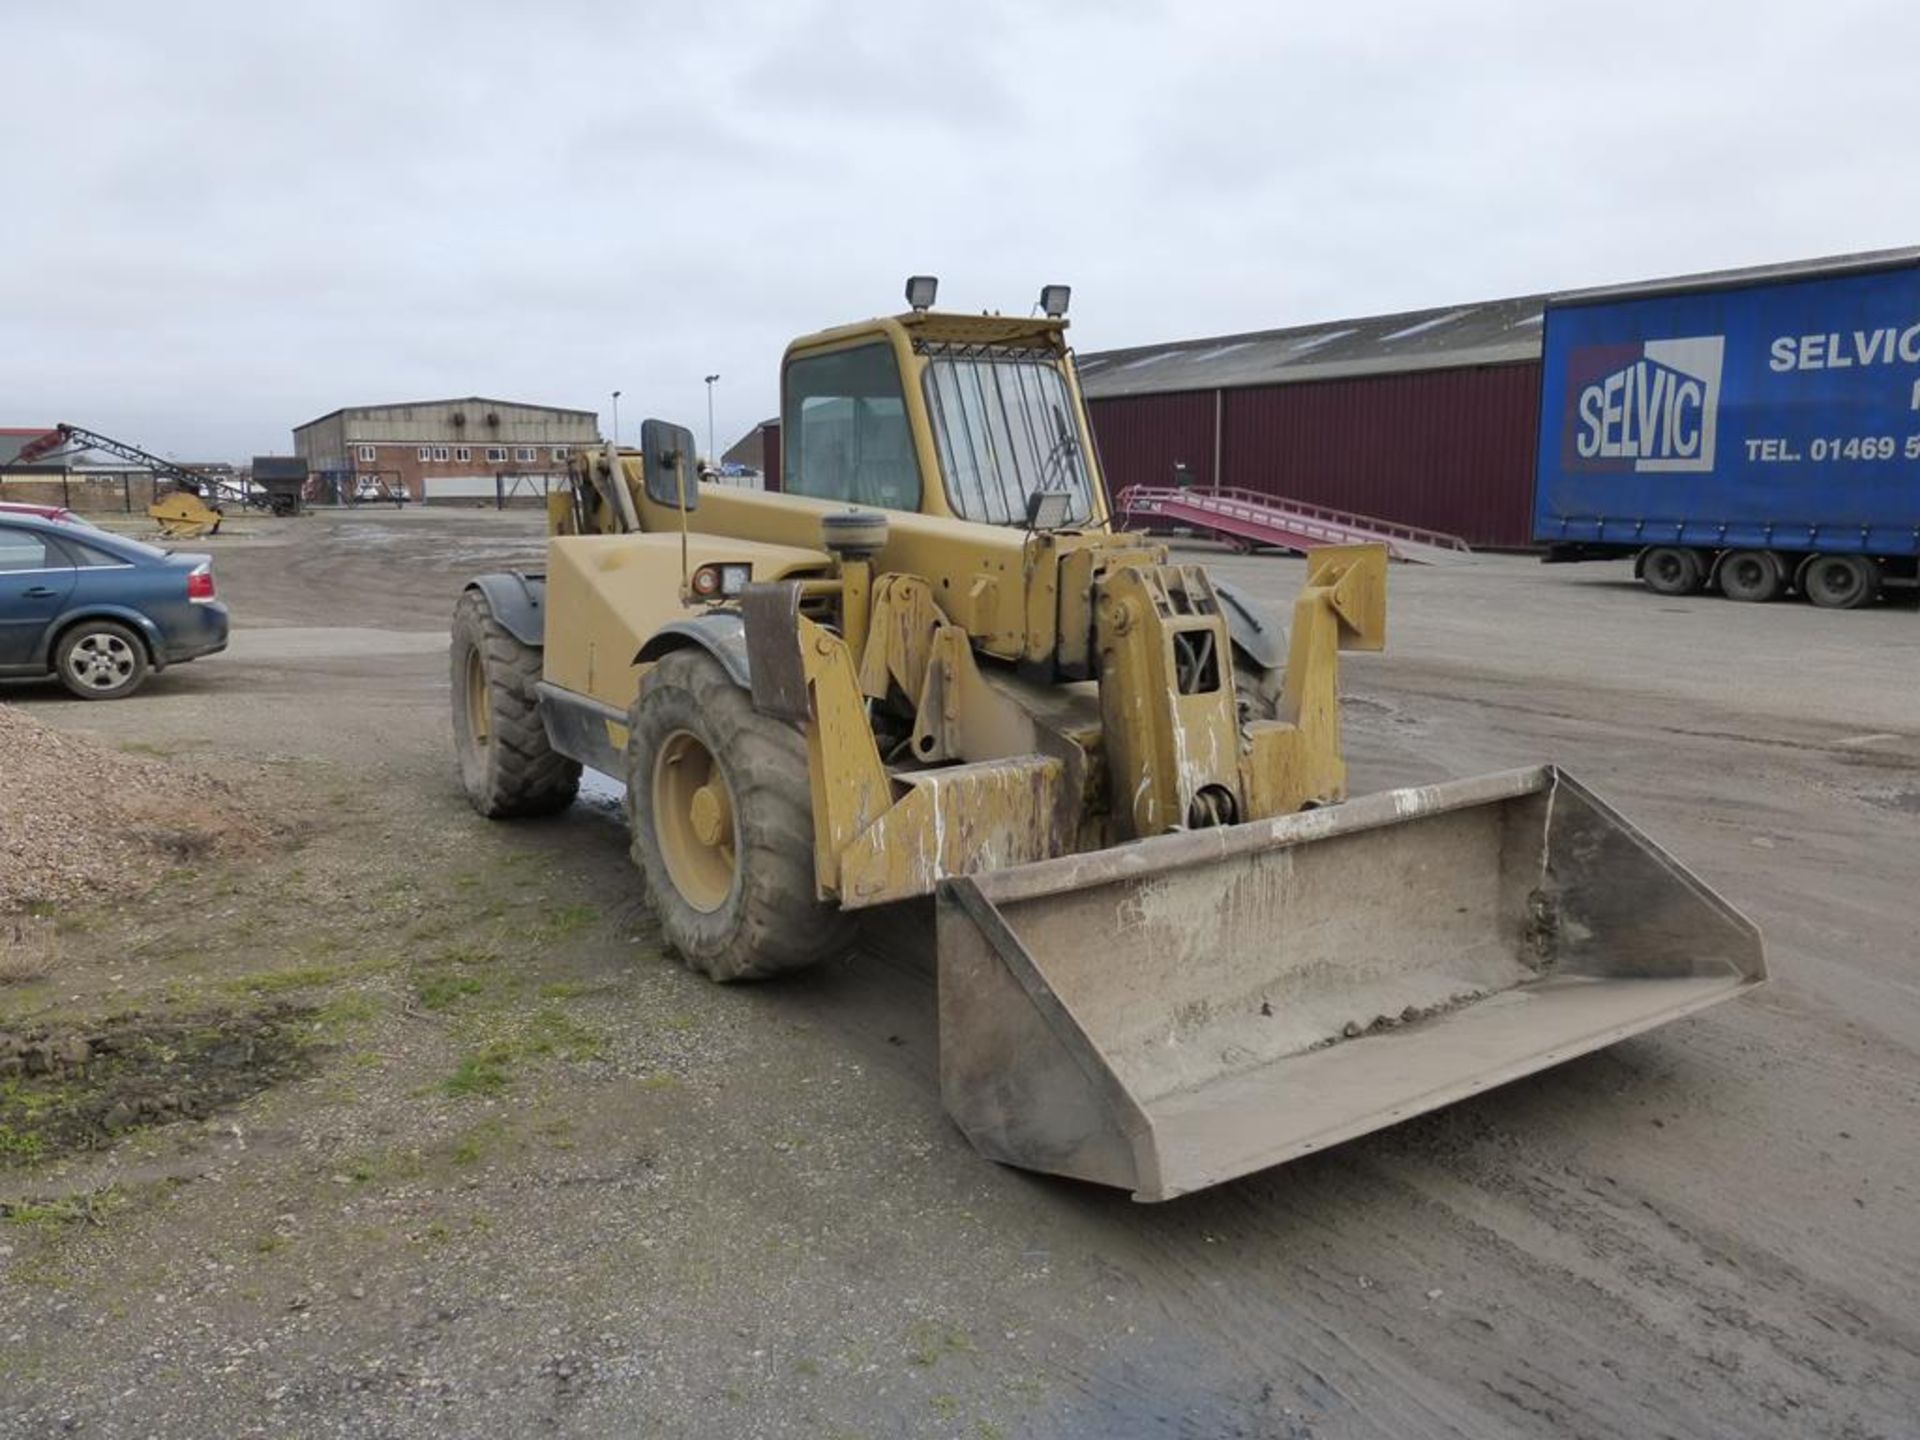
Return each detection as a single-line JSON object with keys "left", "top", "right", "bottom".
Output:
{"left": 1577, "top": 359, "right": 1701, "bottom": 460}
{"left": 1770, "top": 323, "right": 1920, "bottom": 371}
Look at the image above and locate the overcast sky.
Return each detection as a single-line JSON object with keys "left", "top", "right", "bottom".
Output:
{"left": 4, "top": 0, "right": 1916, "bottom": 462}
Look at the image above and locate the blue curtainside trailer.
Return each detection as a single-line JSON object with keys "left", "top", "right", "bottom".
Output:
{"left": 1532, "top": 250, "right": 1920, "bottom": 607}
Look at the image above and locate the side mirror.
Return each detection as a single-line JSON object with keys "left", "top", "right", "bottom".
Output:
{"left": 641, "top": 418, "right": 700, "bottom": 510}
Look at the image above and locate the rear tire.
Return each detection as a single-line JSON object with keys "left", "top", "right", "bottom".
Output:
{"left": 1234, "top": 660, "right": 1284, "bottom": 721}
{"left": 1640, "top": 546, "right": 1704, "bottom": 596}
{"left": 55, "top": 620, "right": 149, "bottom": 700}
{"left": 450, "top": 589, "right": 580, "bottom": 817}
{"left": 1717, "top": 549, "right": 1784, "bottom": 603}
{"left": 627, "top": 648, "right": 851, "bottom": 982}
{"left": 1800, "top": 553, "right": 1879, "bottom": 610}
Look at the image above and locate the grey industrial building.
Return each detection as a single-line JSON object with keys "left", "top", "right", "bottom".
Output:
{"left": 292, "top": 397, "right": 600, "bottom": 503}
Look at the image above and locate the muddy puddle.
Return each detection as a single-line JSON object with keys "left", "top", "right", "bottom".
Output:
{"left": 0, "top": 1005, "right": 315, "bottom": 1163}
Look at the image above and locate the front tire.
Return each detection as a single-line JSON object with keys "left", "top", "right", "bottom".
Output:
{"left": 55, "top": 620, "right": 149, "bottom": 700}
{"left": 627, "top": 648, "right": 851, "bottom": 982}
{"left": 449, "top": 589, "right": 580, "bottom": 817}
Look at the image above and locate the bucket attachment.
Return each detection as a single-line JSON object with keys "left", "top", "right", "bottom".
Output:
{"left": 937, "top": 766, "right": 1764, "bottom": 1201}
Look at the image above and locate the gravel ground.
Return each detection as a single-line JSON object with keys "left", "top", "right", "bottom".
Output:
{"left": 0, "top": 508, "right": 1915, "bottom": 1439}
{"left": 0, "top": 701, "right": 261, "bottom": 919}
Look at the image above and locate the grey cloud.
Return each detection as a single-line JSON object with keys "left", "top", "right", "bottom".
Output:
{"left": 3, "top": 0, "right": 1915, "bottom": 460}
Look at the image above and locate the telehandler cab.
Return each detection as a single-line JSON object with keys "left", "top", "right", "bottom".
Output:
{"left": 452, "top": 279, "right": 1763, "bottom": 1200}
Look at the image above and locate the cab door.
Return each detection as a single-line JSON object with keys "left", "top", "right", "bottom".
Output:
{"left": 0, "top": 524, "right": 77, "bottom": 666}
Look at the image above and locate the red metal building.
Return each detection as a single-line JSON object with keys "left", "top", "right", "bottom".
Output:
{"left": 1076, "top": 294, "right": 1547, "bottom": 548}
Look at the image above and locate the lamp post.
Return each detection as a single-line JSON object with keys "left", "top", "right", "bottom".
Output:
{"left": 703, "top": 374, "right": 720, "bottom": 465}
{"left": 610, "top": 390, "right": 622, "bottom": 447}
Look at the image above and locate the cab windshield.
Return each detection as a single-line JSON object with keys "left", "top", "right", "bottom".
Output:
{"left": 922, "top": 352, "right": 1096, "bottom": 526}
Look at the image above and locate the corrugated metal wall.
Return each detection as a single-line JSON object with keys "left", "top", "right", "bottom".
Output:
{"left": 761, "top": 420, "right": 781, "bottom": 491}
{"left": 1084, "top": 390, "right": 1218, "bottom": 491}
{"left": 1087, "top": 361, "right": 1542, "bottom": 548}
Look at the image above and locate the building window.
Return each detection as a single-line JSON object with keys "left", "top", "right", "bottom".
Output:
{"left": 455, "top": 446, "right": 471, "bottom": 463}
{"left": 357, "top": 445, "right": 376, "bottom": 463}
{"left": 433, "top": 446, "right": 451, "bottom": 461}
{"left": 417, "top": 447, "right": 432, "bottom": 462}
{"left": 516, "top": 447, "right": 537, "bottom": 463}
{"left": 486, "top": 446, "right": 507, "bottom": 463}
{"left": 551, "top": 446, "right": 569, "bottom": 460}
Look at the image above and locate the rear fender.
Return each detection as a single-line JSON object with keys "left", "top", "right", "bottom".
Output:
{"left": 465, "top": 572, "right": 547, "bottom": 648}
{"left": 43, "top": 606, "right": 169, "bottom": 670}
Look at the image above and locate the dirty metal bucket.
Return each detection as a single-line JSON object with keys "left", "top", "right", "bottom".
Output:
{"left": 936, "top": 766, "right": 1765, "bottom": 1201}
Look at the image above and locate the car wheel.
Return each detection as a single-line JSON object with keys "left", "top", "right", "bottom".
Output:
{"left": 55, "top": 620, "right": 150, "bottom": 700}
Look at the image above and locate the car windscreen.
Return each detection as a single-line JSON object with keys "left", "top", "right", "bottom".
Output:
{"left": 922, "top": 353, "right": 1095, "bottom": 526}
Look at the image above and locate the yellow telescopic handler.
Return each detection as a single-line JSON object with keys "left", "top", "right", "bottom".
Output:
{"left": 451, "top": 279, "right": 1763, "bottom": 1201}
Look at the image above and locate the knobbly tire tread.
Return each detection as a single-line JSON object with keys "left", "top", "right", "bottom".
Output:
{"left": 627, "top": 648, "right": 852, "bottom": 982}
{"left": 450, "top": 589, "right": 580, "bottom": 818}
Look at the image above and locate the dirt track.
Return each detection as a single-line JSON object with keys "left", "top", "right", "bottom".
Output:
{"left": 2, "top": 507, "right": 1916, "bottom": 1439}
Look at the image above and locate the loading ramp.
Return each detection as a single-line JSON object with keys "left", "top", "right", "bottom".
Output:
{"left": 1117, "top": 485, "right": 1472, "bottom": 565}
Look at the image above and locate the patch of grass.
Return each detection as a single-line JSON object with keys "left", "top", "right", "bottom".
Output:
{"left": 0, "top": 1125, "right": 46, "bottom": 1161}
{"left": 905, "top": 1322, "right": 975, "bottom": 1368}
{"left": 449, "top": 1119, "right": 507, "bottom": 1166}
{"left": 524, "top": 1006, "right": 603, "bottom": 1060}
{"left": 312, "top": 991, "right": 382, "bottom": 1033}
{"left": 929, "top": 1395, "right": 961, "bottom": 1420}
{"left": 220, "top": 962, "right": 360, "bottom": 996}
{"left": 444, "top": 1046, "right": 514, "bottom": 1097}
{"left": 536, "top": 981, "right": 588, "bottom": 1001}
{"left": 2, "top": 1188, "right": 119, "bottom": 1227}
{"left": 442, "top": 1006, "right": 603, "bottom": 1097}
{"left": 416, "top": 973, "right": 486, "bottom": 1011}
{"left": 341, "top": 1146, "right": 425, "bottom": 1186}
{"left": 540, "top": 904, "right": 599, "bottom": 940}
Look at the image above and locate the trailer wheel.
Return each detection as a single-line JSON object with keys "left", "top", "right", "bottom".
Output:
{"left": 450, "top": 589, "right": 580, "bottom": 817}
{"left": 1800, "top": 553, "right": 1879, "bottom": 610}
{"left": 1640, "top": 546, "right": 1704, "bottom": 596}
{"left": 1717, "top": 550, "right": 1784, "bottom": 603}
{"left": 627, "top": 648, "right": 852, "bottom": 982}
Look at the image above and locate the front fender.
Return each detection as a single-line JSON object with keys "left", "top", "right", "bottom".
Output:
{"left": 1213, "top": 577, "right": 1288, "bottom": 672}
{"left": 635, "top": 611, "right": 751, "bottom": 690}
{"left": 465, "top": 572, "right": 547, "bottom": 648}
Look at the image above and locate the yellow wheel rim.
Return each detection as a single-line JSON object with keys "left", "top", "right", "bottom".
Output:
{"left": 653, "top": 729, "right": 737, "bottom": 913}
{"left": 465, "top": 647, "right": 492, "bottom": 749}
